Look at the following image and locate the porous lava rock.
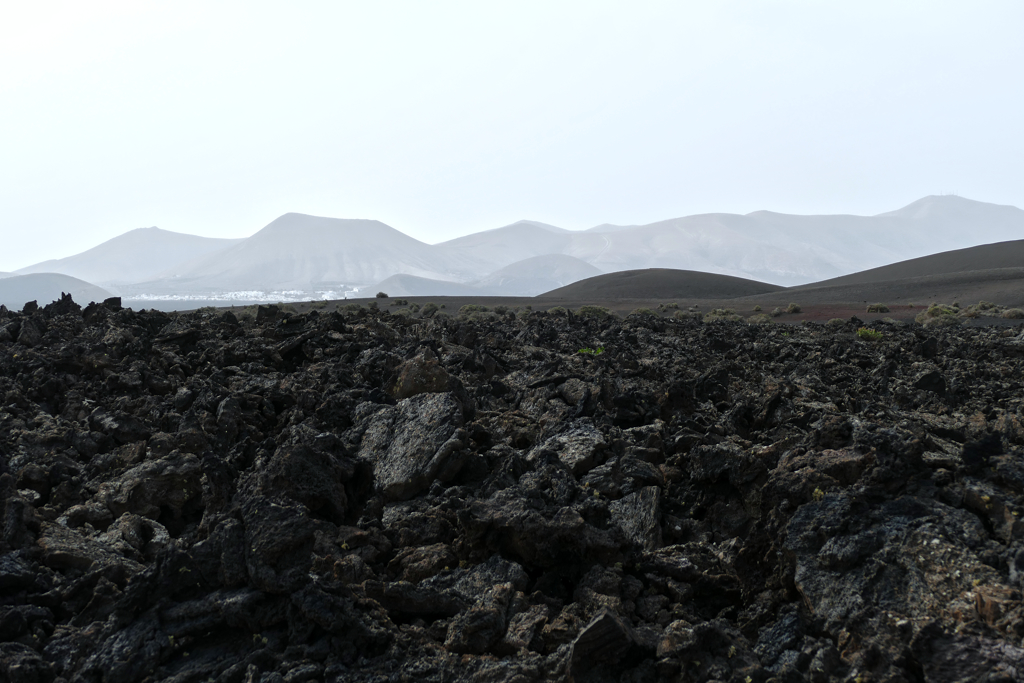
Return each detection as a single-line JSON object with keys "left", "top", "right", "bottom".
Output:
{"left": 2, "top": 298, "right": 1024, "bottom": 681}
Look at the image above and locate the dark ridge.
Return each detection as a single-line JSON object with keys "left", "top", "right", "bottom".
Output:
{"left": 795, "top": 238, "right": 1024, "bottom": 288}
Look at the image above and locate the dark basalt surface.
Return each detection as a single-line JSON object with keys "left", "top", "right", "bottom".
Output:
{"left": 3, "top": 295, "right": 1024, "bottom": 682}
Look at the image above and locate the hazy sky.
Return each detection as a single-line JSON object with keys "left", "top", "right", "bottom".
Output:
{"left": 2, "top": 1, "right": 1022, "bottom": 271}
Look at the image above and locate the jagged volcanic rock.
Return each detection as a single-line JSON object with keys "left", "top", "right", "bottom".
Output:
{"left": 2, "top": 299, "right": 1024, "bottom": 682}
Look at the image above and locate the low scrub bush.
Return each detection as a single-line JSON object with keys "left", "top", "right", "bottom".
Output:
{"left": 1002, "top": 308, "right": 1024, "bottom": 319}
{"left": 704, "top": 308, "right": 742, "bottom": 322}
{"left": 392, "top": 299, "right": 408, "bottom": 306}
{"left": 630, "top": 308, "right": 658, "bottom": 317}
{"left": 341, "top": 303, "right": 363, "bottom": 316}
{"left": 747, "top": 313, "right": 772, "bottom": 325}
{"left": 924, "top": 316, "right": 961, "bottom": 329}
{"left": 577, "top": 305, "right": 613, "bottom": 319}
{"left": 786, "top": 303, "right": 801, "bottom": 314}
{"left": 420, "top": 302, "right": 438, "bottom": 317}
{"left": 673, "top": 310, "right": 701, "bottom": 321}
{"left": 866, "top": 303, "right": 889, "bottom": 313}
{"left": 547, "top": 306, "right": 568, "bottom": 316}
{"left": 753, "top": 305, "right": 762, "bottom": 312}
{"left": 771, "top": 307, "right": 783, "bottom": 317}
{"left": 236, "top": 305, "right": 259, "bottom": 321}
{"left": 459, "top": 304, "right": 489, "bottom": 316}
{"left": 915, "top": 303, "right": 956, "bottom": 322}
{"left": 826, "top": 318, "right": 845, "bottom": 329}
{"left": 915, "top": 303, "right": 961, "bottom": 328}
{"left": 376, "top": 291, "right": 389, "bottom": 298}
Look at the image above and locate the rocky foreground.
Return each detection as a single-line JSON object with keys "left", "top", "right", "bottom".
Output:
{"left": 3, "top": 297, "right": 1024, "bottom": 682}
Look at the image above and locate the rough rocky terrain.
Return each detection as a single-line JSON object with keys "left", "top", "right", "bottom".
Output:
{"left": 4, "top": 295, "right": 1024, "bottom": 682}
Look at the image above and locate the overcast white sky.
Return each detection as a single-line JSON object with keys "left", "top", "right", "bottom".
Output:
{"left": 2, "top": 1, "right": 1022, "bottom": 271}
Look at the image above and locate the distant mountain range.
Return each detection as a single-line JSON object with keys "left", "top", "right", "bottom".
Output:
{"left": 10, "top": 195, "right": 1024, "bottom": 303}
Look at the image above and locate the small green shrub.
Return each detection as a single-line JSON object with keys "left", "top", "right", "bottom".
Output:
{"left": 866, "top": 303, "right": 889, "bottom": 313}
{"left": 771, "top": 307, "right": 783, "bottom": 317}
{"left": 786, "top": 303, "right": 801, "bottom": 314}
{"left": 753, "top": 305, "right": 762, "bottom": 312}
{"left": 578, "top": 347, "right": 605, "bottom": 355}
{"left": 459, "top": 304, "right": 489, "bottom": 314}
{"left": 367, "top": 301, "right": 379, "bottom": 310}
{"left": 826, "top": 318, "right": 845, "bottom": 329}
{"left": 673, "top": 310, "right": 701, "bottom": 321}
{"left": 577, "top": 305, "right": 613, "bottom": 319}
{"left": 857, "top": 327, "right": 883, "bottom": 341}
{"left": 376, "top": 292, "right": 389, "bottom": 298}
{"left": 341, "top": 303, "right": 363, "bottom": 315}
{"left": 393, "top": 308, "right": 413, "bottom": 318}
{"left": 308, "top": 300, "right": 328, "bottom": 309}
{"left": 1002, "top": 308, "right": 1024, "bottom": 319}
{"left": 408, "top": 303, "right": 420, "bottom": 313}
{"left": 392, "top": 299, "right": 408, "bottom": 306}
{"left": 492, "top": 305, "right": 508, "bottom": 314}
{"left": 747, "top": 313, "right": 772, "bottom": 325}
{"left": 630, "top": 307, "right": 658, "bottom": 317}
{"left": 547, "top": 306, "right": 568, "bottom": 316}
{"left": 465, "top": 311, "right": 498, "bottom": 323}
{"left": 665, "top": 302, "right": 679, "bottom": 309}
{"left": 420, "top": 303, "right": 438, "bottom": 317}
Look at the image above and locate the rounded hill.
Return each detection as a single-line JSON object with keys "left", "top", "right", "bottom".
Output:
{"left": 0, "top": 273, "right": 113, "bottom": 310}
{"left": 538, "top": 268, "right": 784, "bottom": 300}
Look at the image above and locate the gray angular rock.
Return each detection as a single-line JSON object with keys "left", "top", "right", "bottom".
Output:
{"left": 530, "top": 418, "right": 607, "bottom": 475}
{"left": 608, "top": 486, "right": 662, "bottom": 551}
{"left": 358, "top": 392, "right": 468, "bottom": 501}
